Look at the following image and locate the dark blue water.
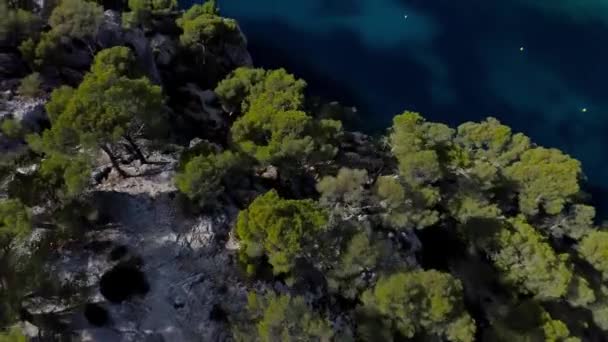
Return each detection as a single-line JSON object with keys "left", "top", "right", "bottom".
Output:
{"left": 216, "top": 0, "right": 608, "bottom": 204}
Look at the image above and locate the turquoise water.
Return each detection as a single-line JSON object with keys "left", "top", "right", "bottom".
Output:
{"left": 216, "top": 0, "right": 608, "bottom": 201}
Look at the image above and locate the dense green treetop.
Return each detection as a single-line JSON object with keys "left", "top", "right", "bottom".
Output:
{"left": 462, "top": 217, "right": 573, "bottom": 300}
{"left": 44, "top": 86, "right": 75, "bottom": 124}
{"left": 578, "top": 231, "right": 608, "bottom": 280}
{"left": 375, "top": 174, "right": 440, "bottom": 230}
{"left": 17, "top": 0, "right": 102, "bottom": 67}
{"left": 176, "top": 1, "right": 240, "bottom": 47}
{"left": 0, "top": 199, "right": 31, "bottom": 250}
{"left": 505, "top": 147, "right": 582, "bottom": 216}
{"left": 491, "top": 217, "right": 573, "bottom": 300}
{"left": 316, "top": 168, "right": 367, "bottom": 206}
{"left": 175, "top": 145, "right": 244, "bottom": 207}
{"left": 361, "top": 269, "right": 475, "bottom": 342}
{"left": 90, "top": 46, "right": 138, "bottom": 77}
{"left": 181, "top": 0, "right": 218, "bottom": 18}
{"left": 214, "top": 67, "right": 267, "bottom": 113}
{"left": 455, "top": 117, "right": 531, "bottom": 168}
{"left": 128, "top": 0, "right": 177, "bottom": 12}
{"left": 27, "top": 47, "right": 164, "bottom": 188}
{"left": 49, "top": 0, "right": 103, "bottom": 39}
{"left": 236, "top": 190, "right": 328, "bottom": 274}
{"left": 236, "top": 292, "right": 333, "bottom": 342}
{"left": 123, "top": 0, "right": 177, "bottom": 28}
{"left": 325, "top": 231, "right": 392, "bottom": 299}
{"left": 225, "top": 68, "right": 341, "bottom": 166}
{"left": 216, "top": 67, "right": 306, "bottom": 114}
{"left": 390, "top": 111, "right": 452, "bottom": 186}
{"left": 45, "top": 69, "right": 162, "bottom": 149}
{"left": 558, "top": 204, "right": 596, "bottom": 240}
{"left": 36, "top": 47, "right": 163, "bottom": 152}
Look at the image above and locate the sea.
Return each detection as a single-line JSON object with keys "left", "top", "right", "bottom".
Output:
{"left": 210, "top": 0, "right": 608, "bottom": 212}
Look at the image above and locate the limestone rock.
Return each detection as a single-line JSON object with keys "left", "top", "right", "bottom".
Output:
{"left": 259, "top": 165, "right": 279, "bottom": 180}
{"left": 150, "top": 34, "right": 178, "bottom": 67}
{"left": 0, "top": 95, "right": 47, "bottom": 132}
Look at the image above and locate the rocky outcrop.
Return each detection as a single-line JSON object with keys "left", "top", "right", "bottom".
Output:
{"left": 123, "top": 29, "right": 163, "bottom": 85}
{"left": 20, "top": 150, "right": 247, "bottom": 342}
{"left": 0, "top": 91, "right": 47, "bottom": 131}
{"left": 335, "top": 131, "right": 388, "bottom": 175}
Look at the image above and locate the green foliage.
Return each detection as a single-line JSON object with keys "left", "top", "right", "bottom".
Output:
{"left": 214, "top": 67, "right": 266, "bottom": 113}
{"left": 128, "top": 0, "right": 176, "bottom": 11}
{"left": 21, "top": 0, "right": 101, "bottom": 66}
{"left": 0, "top": 0, "right": 41, "bottom": 44}
{"left": 390, "top": 111, "right": 453, "bottom": 186}
{"left": 542, "top": 316, "right": 580, "bottom": 342}
{"left": 31, "top": 31, "right": 61, "bottom": 66}
{"left": 39, "top": 153, "right": 92, "bottom": 199}
{"left": 578, "top": 231, "right": 608, "bottom": 280}
{"left": 231, "top": 105, "right": 339, "bottom": 166}
{"left": 375, "top": 175, "right": 439, "bottom": 230}
{"left": 455, "top": 117, "right": 530, "bottom": 167}
{"left": 485, "top": 301, "right": 580, "bottom": 342}
{"left": 17, "top": 37, "right": 36, "bottom": 64}
{"left": 177, "top": 2, "right": 240, "bottom": 47}
{"left": 44, "top": 85, "right": 74, "bottom": 123}
{"left": 38, "top": 48, "right": 163, "bottom": 153}
{"left": 217, "top": 68, "right": 341, "bottom": 166}
{"left": 565, "top": 275, "right": 596, "bottom": 307}
{"left": 237, "top": 292, "right": 333, "bottom": 342}
{"left": 326, "top": 232, "right": 385, "bottom": 299}
{"left": 446, "top": 191, "right": 501, "bottom": 223}
{"left": 175, "top": 146, "right": 243, "bottom": 207}
{"left": 591, "top": 303, "right": 608, "bottom": 331}
{"left": 0, "top": 199, "right": 31, "bottom": 249}
{"left": 180, "top": 0, "right": 218, "bottom": 19}
{"left": 316, "top": 168, "right": 367, "bottom": 205}
{"left": 124, "top": 0, "right": 176, "bottom": 28}
{"left": 241, "top": 68, "right": 307, "bottom": 113}
{"left": 28, "top": 47, "right": 163, "bottom": 193}
{"left": 542, "top": 204, "right": 596, "bottom": 240}
{"left": 468, "top": 217, "right": 573, "bottom": 300}
{"left": 236, "top": 190, "right": 328, "bottom": 274}
{"left": 505, "top": 147, "right": 582, "bottom": 216}
{"left": 49, "top": 0, "right": 103, "bottom": 39}
{"left": 361, "top": 269, "right": 475, "bottom": 342}
{"left": 17, "top": 72, "right": 41, "bottom": 98}
{"left": 0, "top": 119, "right": 23, "bottom": 139}
{"left": 0, "top": 326, "right": 27, "bottom": 342}
{"left": 56, "top": 71, "right": 162, "bottom": 147}
{"left": 90, "top": 46, "right": 137, "bottom": 77}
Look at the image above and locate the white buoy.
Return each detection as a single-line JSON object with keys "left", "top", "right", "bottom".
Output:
{"left": 520, "top": 46, "right": 525, "bottom": 52}
{"left": 404, "top": 15, "right": 408, "bottom": 19}
{"left": 582, "top": 108, "right": 588, "bottom": 113}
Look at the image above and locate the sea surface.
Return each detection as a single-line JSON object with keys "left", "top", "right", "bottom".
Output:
{"left": 215, "top": 0, "right": 608, "bottom": 207}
